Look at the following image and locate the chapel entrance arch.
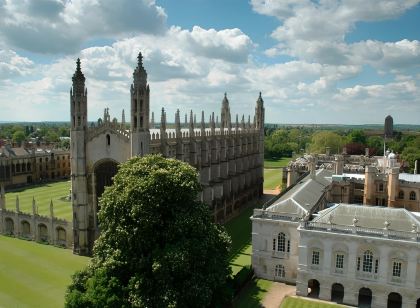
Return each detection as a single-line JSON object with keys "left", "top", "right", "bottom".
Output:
{"left": 94, "top": 159, "right": 118, "bottom": 211}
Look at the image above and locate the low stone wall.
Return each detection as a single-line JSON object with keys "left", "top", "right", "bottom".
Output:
{"left": 0, "top": 208, "right": 73, "bottom": 248}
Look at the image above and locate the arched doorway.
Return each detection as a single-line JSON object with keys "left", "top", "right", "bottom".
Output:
{"left": 416, "top": 298, "right": 420, "bottom": 308}
{"left": 21, "top": 220, "right": 31, "bottom": 238}
{"left": 387, "top": 292, "right": 402, "bottom": 308}
{"left": 308, "top": 279, "right": 320, "bottom": 298}
{"left": 331, "top": 283, "right": 344, "bottom": 304}
{"left": 5, "top": 217, "right": 14, "bottom": 235}
{"left": 56, "top": 227, "right": 66, "bottom": 245}
{"left": 38, "top": 224, "right": 48, "bottom": 242}
{"left": 358, "top": 287, "right": 372, "bottom": 308}
{"left": 94, "top": 160, "right": 118, "bottom": 205}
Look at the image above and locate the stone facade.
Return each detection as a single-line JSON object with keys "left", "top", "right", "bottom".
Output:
{"left": 71, "top": 53, "right": 265, "bottom": 256}
{"left": 0, "top": 184, "right": 72, "bottom": 248}
{"left": 297, "top": 205, "right": 420, "bottom": 308}
{"left": 0, "top": 146, "right": 70, "bottom": 188}
{"left": 252, "top": 154, "right": 420, "bottom": 307}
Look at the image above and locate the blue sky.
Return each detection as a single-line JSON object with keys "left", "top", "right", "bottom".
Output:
{"left": 0, "top": 0, "right": 419, "bottom": 124}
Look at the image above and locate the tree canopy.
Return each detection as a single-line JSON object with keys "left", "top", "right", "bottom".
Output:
{"left": 65, "top": 155, "right": 231, "bottom": 308}
{"left": 308, "top": 131, "right": 344, "bottom": 154}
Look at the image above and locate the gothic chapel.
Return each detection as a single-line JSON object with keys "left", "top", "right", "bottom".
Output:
{"left": 70, "top": 52, "right": 265, "bottom": 255}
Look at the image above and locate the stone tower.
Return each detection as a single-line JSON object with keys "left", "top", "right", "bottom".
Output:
{"left": 70, "top": 59, "right": 89, "bottom": 255}
{"left": 384, "top": 115, "right": 393, "bottom": 138}
{"left": 130, "top": 52, "right": 150, "bottom": 156}
{"left": 255, "top": 92, "right": 265, "bottom": 194}
{"left": 220, "top": 93, "right": 231, "bottom": 130}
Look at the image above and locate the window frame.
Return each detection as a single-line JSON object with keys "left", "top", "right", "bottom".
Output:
{"left": 410, "top": 191, "right": 416, "bottom": 201}
{"left": 335, "top": 253, "right": 344, "bottom": 269}
{"left": 312, "top": 250, "right": 320, "bottom": 265}
{"left": 274, "top": 264, "right": 285, "bottom": 278}
{"left": 392, "top": 261, "right": 402, "bottom": 277}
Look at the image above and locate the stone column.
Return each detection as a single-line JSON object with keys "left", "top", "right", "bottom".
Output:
{"left": 372, "top": 292, "right": 387, "bottom": 308}
{"left": 323, "top": 240, "right": 333, "bottom": 274}
{"left": 378, "top": 245, "right": 391, "bottom": 283}
{"left": 347, "top": 242, "right": 358, "bottom": 280}
{"left": 343, "top": 287, "right": 357, "bottom": 307}
{"left": 319, "top": 283, "right": 331, "bottom": 301}
{"left": 406, "top": 249, "right": 417, "bottom": 289}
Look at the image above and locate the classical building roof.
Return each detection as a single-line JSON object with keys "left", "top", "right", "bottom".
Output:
{"left": 399, "top": 173, "right": 420, "bottom": 183}
{"left": 314, "top": 203, "right": 420, "bottom": 233}
{"left": 266, "top": 168, "right": 332, "bottom": 216}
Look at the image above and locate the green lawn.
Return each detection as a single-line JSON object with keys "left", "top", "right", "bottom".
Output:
{"left": 281, "top": 297, "right": 346, "bottom": 308}
{"left": 0, "top": 235, "right": 89, "bottom": 308}
{"left": 5, "top": 181, "right": 72, "bottom": 221}
{"left": 264, "top": 168, "right": 282, "bottom": 190}
{"left": 225, "top": 206, "right": 254, "bottom": 275}
{"left": 233, "top": 278, "right": 272, "bottom": 307}
{"left": 264, "top": 157, "right": 292, "bottom": 169}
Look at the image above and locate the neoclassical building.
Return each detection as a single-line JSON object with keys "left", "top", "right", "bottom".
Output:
{"left": 252, "top": 155, "right": 420, "bottom": 308}
{"left": 71, "top": 53, "right": 265, "bottom": 255}
{"left": 297, "top": 204, "right": 420, "bottom": 308}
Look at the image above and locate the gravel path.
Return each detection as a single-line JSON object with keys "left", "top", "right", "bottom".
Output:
{"left": 261, "top": 282, "right": 296, "bottom": 308}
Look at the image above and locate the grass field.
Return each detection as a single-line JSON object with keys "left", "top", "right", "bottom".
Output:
{"left": 5, "top": 181, "right": 72, "bottom": 221}
{"left": 225, "top": 206, "right": 254, "bottom": 275}
{"left": 264, "top": 168, "right": 282, "bottom": 190}
{"left": 263, "top": 157, "right": 292, "bottom": 190}
{"left": 281, "top": 296, "right": 346, "bottom": 308}
{"left": 0, "top": 235, "right": 89, "bottom": 308}
{"left": 264, "top": 157, "right": 292, "bottom": 169}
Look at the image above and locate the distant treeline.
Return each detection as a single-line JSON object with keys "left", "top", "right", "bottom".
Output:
{"left": 265, "top": 127, "right": 420, "bottom": 172}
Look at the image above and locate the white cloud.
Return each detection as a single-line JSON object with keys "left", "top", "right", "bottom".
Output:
{"left": 253, "top": 0, "right": 420, "bottom": 70}
{"left": 0, "top": 0, "right": 167, "bottom": 53}
{"left": 0, "top": 49, "right": 33, "bottom": 79}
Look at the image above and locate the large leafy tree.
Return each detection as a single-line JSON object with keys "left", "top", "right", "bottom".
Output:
{"left": 309, "top": 131, "right": 344, "bottom": 154}
{"left": 65, "top": 155, "right": 231, "bottom": 308}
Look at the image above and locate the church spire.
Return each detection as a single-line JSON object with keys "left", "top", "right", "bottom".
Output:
{"left": 72, "top": 58, "right": 85, "bottom": 83}
{"left": 133, "top": 51, "right": 147, "bottom": 87}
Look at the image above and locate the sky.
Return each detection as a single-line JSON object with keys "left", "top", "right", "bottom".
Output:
{"left": 0, "top": 0, "right": 420, "bottom": 124}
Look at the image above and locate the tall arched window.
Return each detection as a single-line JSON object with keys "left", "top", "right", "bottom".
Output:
{"left": 275, "top": 264, "right": 285, "bottom": 278}
{"left": 106, "top": 134, "right": 110, "bottom": 146}
{"left": 278, "top": 232, "right": 286, "bottom": 252}
{"left": 410, "top": 191, "right": 416, "bottom": 201}
{"left": 273, "top": 232, "right": 290, "bottom": 253}
{"left": 398, "top": 191, "right": 404, "bottom": 199}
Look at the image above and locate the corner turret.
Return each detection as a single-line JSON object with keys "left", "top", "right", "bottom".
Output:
{"left": 130, "top": 51, "right": 150, "bottom": 156}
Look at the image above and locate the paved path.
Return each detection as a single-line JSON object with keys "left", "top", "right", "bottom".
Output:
{"left": 261, "top": 282, "right": 296, "bottom": 308}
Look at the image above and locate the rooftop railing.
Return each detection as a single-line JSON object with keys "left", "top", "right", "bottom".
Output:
{"left": 300, "top": 221, "right": 420, "bottom": 242}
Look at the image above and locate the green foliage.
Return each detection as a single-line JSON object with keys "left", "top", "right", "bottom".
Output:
{"left": 232, "top": 265, "right": 253, "bottom": 293}
{"left": 367, "top": 136, "right": 384, "bottom": 156}
{"left": 65, "top": 155, "right": 232, "bottom": 308}
{"left": 12, "top": 130, "right": 26, "bottom": 145}
{"left": 45, "top": 131, "right": 60, "bottom": 143}
{"left": 265, "top": 128, "right": 308, "bottom": 159}
{"left": 346, "top": 129, "right": 366, "bottom": 144}
{"left": 309, "top": 131, "right": 344, "bottom": 154}
{"left": 401, "top": 145, "right": 420, "bottom": 172}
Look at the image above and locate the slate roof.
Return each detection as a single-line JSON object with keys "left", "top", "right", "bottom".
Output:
{"left": 266, "top": 168, "right": 333, "bottom": 217}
